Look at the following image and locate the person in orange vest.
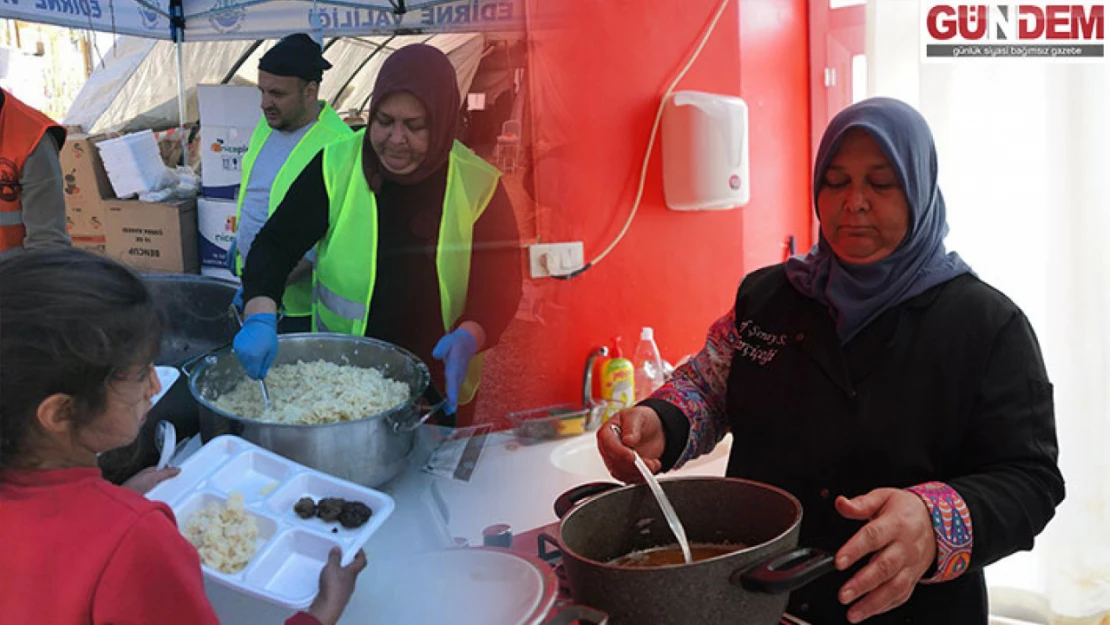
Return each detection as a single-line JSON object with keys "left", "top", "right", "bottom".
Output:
{"left": 0, "top": 89, "right": 69, "bottom": 260}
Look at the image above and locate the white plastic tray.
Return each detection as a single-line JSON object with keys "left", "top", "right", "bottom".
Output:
{"left": 146, "top": 435, "right": 395, "bottom": 609}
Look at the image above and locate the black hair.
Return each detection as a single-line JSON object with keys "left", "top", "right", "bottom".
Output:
{"left": 0, "top": 248, "right": 163, "bottom": 469}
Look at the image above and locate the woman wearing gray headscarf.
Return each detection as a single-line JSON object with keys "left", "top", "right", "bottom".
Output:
{"left": 598, "top": 98, "right": 1064, "bottom": 623}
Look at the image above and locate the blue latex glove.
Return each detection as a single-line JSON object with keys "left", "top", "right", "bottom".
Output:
{"left": 233, "top": 312, "right": 278, "bottom": 380}
{"left": 231, "top": 287, "right": 244, "bottom": 314}
{"left": 431, "top": 328, "right": 478, "bottom": 416}
{"left": 225, "top": 237, "right": 238, "bottom": 274}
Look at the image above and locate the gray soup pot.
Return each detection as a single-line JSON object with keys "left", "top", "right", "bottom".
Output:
{"left": 540, "top": 478, "right": 836, "bottom": 625}
{"left": 183, "top": 333, "right": 437, "bottom": 488}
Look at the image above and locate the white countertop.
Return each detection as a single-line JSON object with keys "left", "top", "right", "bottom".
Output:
{"left": 435, "top": 428, "right": 733, "bottom": 546}
{"left": 203, "top": 426, "right": 733, "bottom": 623}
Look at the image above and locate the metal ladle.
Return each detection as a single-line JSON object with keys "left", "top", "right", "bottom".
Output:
{"left": 228, "top": 303, "right": 272, "bottom": 411}
{"left": 611, "top": 423, "right": 693, "bottom": 564}
{"left": 633, "top": 451, "right": 693, "bottom": 564}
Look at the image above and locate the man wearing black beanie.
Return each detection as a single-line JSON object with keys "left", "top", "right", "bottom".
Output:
{"left": 229, "top": 33, "right": 352, "bottom": 332}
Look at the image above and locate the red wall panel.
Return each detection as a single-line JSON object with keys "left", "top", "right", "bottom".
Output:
{"left": 493, "top": 0, "right": 812, "bottom": 416}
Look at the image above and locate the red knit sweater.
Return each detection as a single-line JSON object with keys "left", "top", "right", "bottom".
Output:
{"left": 0, "top": 467, "right": 320, "bottom": 625}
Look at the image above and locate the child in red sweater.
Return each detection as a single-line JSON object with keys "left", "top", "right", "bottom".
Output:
{"left": 0, "top": 247, "right": 367, "bottom": 625}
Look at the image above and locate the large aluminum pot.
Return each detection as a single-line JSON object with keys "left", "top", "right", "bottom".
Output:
{"left": 540, "top": 478, "right": 836, "bottom": 625}
{"left": 183, "top": 334, "right": 435, "bottom": 488}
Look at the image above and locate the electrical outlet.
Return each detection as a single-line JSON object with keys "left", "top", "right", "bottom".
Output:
{"left": 529, "top": 242, "right": 585, "bottom": 278}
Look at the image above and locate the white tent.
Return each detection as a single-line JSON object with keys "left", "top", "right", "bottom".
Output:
{"left": 67, "top": 32, "right": 488, "bottom": 133}
{"left": 0, "top": 0, "right": 524, "bottom": 42}
{"left": 1, "top": 0, "right": 525, "bottom": 150}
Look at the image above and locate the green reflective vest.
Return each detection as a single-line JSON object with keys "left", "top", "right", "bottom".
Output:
{"left": 234, "top": 102, "right": 353, "bottom": 317}
{"left": 314, "top": 131, "right": 500, "bottom": 406}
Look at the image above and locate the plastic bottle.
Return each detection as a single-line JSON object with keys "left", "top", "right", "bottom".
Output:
{"left": 599, "top": 337, "right": 635, "bottom": 422}
{"left": 634, "top": 327, "right": 666, "bottom": 401}
{"left": 586, "top": 346, "right": 610, "bottom": 405}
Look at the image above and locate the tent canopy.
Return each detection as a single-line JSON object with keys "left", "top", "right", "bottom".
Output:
{"left": 66, "top": 32, "right": 491, "bottom": 132}
{"left": 0, "top": 0, "right": 524, "bottom": 41}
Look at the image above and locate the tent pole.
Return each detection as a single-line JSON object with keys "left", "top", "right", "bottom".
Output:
{"left": 175, "top": 40, "right": 188, "bottom": 168}
{"left": 171, "top": 0, "right": 188, "bottom": 168}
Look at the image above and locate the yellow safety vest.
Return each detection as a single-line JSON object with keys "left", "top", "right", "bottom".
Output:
{"left": 234, "top": 102, "right": 352, "bottom": 317}
{"left": 314, "top": 131, "right": 500, "bottom": 406}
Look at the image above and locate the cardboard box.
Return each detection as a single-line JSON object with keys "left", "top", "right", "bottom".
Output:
{"left": 59, "top": 133, "right": 114, "bottom": 203}
{"left": 197, "top": 85, "right": 261, "bottom": 199}
{"left": 199, "top": 125, "right": 255, "bottom": 200}
{"left": 197, "top": 197, "right": 238, "bottom": 271}
{"left": 103, "top": 198, "right": 199, "bottom": 273}
{"left": 65, "top": 202, "right": 106, "bottom": 238}
{"left": 71, "top": 234, "right": 107, "bottom": 256}
{"left": 60, "top": 133, "right": 114, "bottom": 237}
{"left": 154, "top": 125, "right": 201, "bottom": 170}
{"left": 197, "top": 85, "right": 262, "bottom": 128}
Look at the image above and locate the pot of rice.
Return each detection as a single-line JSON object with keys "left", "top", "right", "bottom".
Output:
{"left": 183, "top": 334, "right": 433, "bottom": 488}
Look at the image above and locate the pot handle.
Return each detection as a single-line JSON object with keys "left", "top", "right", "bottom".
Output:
{"left": 180, "top": 350, "right": 222, "bottom": 377}
{"left": 537, "top": 531, "right": 562, "bottom": 562}
{"left": 731, "top": 547, "right": 837, "bottom": 595}
{"left": 390, "top": 399, "right": 448, "bottom": 433}
{"left": 424, "top": 382, "right": 455, "bottom": 428}
{"left": 543, "top": 604, "right": 610, "bottom": 625}
{"left": 554, "top": 482, "right": 622, "bottom": 519}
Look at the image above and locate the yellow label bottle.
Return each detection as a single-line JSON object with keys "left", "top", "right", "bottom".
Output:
{"left": 599, "top": 337, "right": 635, "bottom": 422}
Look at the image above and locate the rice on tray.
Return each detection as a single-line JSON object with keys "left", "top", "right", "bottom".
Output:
{"left": 215, "top": 360, "right": 411, "bottom": 425}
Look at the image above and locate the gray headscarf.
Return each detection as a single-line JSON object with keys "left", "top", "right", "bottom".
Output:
{"left": 784, "top": 97, "right": 972, "bottom": 343}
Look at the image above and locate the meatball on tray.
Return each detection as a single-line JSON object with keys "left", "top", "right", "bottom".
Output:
{"left": 147, "top": 435, "right": 395, "bottom": 608}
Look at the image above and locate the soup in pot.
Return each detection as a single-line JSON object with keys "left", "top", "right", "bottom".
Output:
{"left": 609, "top": 543, "right": 743, "bottom": 568}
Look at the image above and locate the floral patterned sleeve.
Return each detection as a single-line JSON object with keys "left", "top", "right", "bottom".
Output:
{"left": 648, "top": 308, "right": 739, "bottom": 468}
{"left": 906, "top": 481, "right": 974, "bottom": 583}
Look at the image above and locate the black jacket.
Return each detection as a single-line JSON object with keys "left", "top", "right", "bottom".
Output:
{"left": 647, "top": 265, "right": 1064, "bottom": 624}
{"left": 242, "top": 152, "right": 522, "bottom": 392}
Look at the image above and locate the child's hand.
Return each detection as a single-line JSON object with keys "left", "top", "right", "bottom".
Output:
{"left": 121, "top": 466, "right": 181, "bottom": 494}
{"left": 306, "top": 547, "right": 368, "bottom": 625}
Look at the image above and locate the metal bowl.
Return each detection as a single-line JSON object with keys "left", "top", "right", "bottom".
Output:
{"left": 183, "top": 333, "right": 434, "bottom": 488}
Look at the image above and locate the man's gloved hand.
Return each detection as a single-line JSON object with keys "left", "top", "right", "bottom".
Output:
{"left": 233, "top": 312, "right": 278, "bottom": 380}
{"left": 432, "top": 328, "right": 478, "bottom": 415}
{"left": 226, "top": 238, "right": 238, "bottom": 274}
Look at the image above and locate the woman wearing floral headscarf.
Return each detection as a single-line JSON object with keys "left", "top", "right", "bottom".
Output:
{"left": 598, "top": 97, "right": 1064, "bottom": 623}
{"left": 235, "top": 44, "right": 522, "bottom": 425}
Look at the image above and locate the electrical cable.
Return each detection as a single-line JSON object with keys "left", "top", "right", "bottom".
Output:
{"left": 555, "top": 0, "right": 733, "bottom": 280}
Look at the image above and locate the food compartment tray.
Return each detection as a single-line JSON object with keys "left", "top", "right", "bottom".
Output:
{"left": 146, "top": 435, "right": 395, "bottom": 608}
{"left": 174, "top": 490, "right": 280, "bottom": 582}
{"left": 266, "top": 472, "right": 395, "bottom": 551}
{"left": 148, "top": 435, "right": 247, "bottom": 506}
